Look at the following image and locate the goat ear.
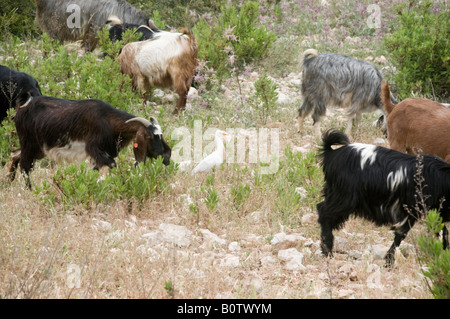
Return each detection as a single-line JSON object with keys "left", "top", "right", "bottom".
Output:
{"left": 133, "top": 129, "right": 148, "bottom": 165}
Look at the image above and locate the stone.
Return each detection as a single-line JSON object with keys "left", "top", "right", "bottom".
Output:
{"left": 278, "top": 248, "right": 306, "bottom": 271}
{"left": 219, "top": 254, "right": 240, "bottom": 267}
{"left": 157, "top": 223, "right": 192, "bottom": 247}
{"left": 371, "top": 244, "right": 389, "bottom": 260}
{"left": 199, "top": 228, "right": 227, "bottom": 248}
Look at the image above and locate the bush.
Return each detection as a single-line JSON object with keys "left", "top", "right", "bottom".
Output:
{"left": 384, "top": 1, "right": 449, "bottom": 99}
{"left": 418, "top": 210, "right": 450, "bottom": 299}
{"left": 0, "top": 0, "right": 40, "bottom": 40}
{"left": 34, "top": 157, "right": 177, "bottom": 208}
{"left": 193, "top": 1, "right": 276, "bottom": 79}
{"left": 252, "top": 73, "right": 278, "bottom": 124}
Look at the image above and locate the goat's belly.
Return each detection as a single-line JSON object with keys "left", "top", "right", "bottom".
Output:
{"left": 44, "top": 141, "right": 90, "bottom": 163}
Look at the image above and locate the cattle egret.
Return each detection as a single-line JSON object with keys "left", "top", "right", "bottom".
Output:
{"left": 192, "top": 130, "right": 228, "bottom": 174}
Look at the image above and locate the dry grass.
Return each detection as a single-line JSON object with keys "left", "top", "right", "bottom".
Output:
{"left": 0, "top": 104, "right": 433, "bottom": 298}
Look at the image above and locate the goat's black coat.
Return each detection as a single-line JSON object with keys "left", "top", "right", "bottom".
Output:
{"left": 0, "top": 65, "right": 42, "bottom": 123}
{"left": 317, "top": 129, "right": 450, "bottom": 266}
{"left": 109, "top": 23, "right": 159, "bottom": 42}
{"left": 11, "top": 96, "right": 171, "bottom": 188}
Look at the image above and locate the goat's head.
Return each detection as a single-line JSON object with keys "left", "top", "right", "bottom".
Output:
{"left": 125, "top": 117, "right": 171, "bottom": 166}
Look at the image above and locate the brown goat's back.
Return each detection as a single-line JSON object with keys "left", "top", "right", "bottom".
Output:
{"left": 384, "top": 92, "right": 450, "bottom": 162}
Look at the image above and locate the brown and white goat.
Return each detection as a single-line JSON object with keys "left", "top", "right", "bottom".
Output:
{"left": 118, "top": 28, "right": 198, "bottom": 115}
{"left": 10, "top": 96, "right": 171, "bottom": 188}
{"left": 381, "top": 82, "right": 450, "bottom": 162}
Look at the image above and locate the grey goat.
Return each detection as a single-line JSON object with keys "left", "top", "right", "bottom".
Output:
{"left": 297, "top": 49, "right": 396, "bottom": 138}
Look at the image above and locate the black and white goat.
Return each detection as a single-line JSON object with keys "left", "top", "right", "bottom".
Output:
{"left": 317, "top": 129, "right": 450, "bottom": 266}
{"left": 106, "top": 15, "right": 159, "bottom": 42}
{"left": 10, "top": 96, "right": 171, "bottom": 188}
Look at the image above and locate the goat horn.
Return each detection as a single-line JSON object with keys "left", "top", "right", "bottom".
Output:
{"left": 149, "top": 116, "right": 159, "bottom": 125}
{"left": 126, "top": 117, "right": 152, "bottom": 127}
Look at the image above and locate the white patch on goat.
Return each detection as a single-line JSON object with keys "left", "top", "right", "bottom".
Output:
{"left": 154, "top": 124, "right": 163, "bottom": 135}
{"left": 44, "top": 140, "right": 90, "bottom": 163}
{"left": 135, "top": 31, "right": 190, "bottom": 86}
{"left": 350, "top": 143, "right": 377, "bottom": 170}
{"left": 386, "top": 166, "right": 407, "bottom": 191}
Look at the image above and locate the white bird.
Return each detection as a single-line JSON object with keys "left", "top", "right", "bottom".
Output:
{"left": 192, "top": 130, "right": 229, "bottom": 174}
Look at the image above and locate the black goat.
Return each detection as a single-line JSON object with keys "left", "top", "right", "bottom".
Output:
{"left": 10, "top": 96, "right": 171, "bottom": 188}
{"left": 317, "top": 129, "right": 450, "bottom": 266}
{"left": 106, "top": 15, "right": 160, "bottom": 42}
{"left": 0, "top": 65, "right": 42, "bottom": 123}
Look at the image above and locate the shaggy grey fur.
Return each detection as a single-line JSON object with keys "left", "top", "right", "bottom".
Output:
{"left": 35, "top": 0, "right": 150, "bottom": 51}
{"left": 297, "top": 49, "right": 394, "bottom": 137}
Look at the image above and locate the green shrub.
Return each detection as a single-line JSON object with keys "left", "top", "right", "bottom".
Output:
{"left": 384, "top": 1, "right": 449, "bottom": 99}
{"left": 0, "top": 108, "right": 19, "bottom": 166}
{"left": 193, "top": 1, "right": 276, "bottom": 79}
{"left": 34, "top": 157, "right": 177, "bottom": 208}
{"left": 0, "top": 0, "right": 40, "bottom": 40}
{"left": 230, "top": 182, "right": 251, "bottom": 210}
{"left": 205, "top": 187, "right": 219, "bottom": 211}
{"left": 418, "top": 210, "right": 450, "bottom": 299}
{"left": 252, "top": 73, "right": 278, "bottom": 124}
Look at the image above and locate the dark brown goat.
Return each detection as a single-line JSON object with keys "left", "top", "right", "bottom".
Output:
{"left": 10, "top": 96, "right": 171, "bottom": 188}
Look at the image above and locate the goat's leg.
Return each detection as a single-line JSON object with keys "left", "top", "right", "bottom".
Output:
{"left": 384, "top": 231, "right": 407, "bottom": 267}
{"left": 317, "top": 201, "right": 335, "bottom": 257}
{"left": 345, "top": 112, "right": 361, "bottom": 138}
{"left": 173, "top": 78, "right": 188, "bottom": 115}
{"left": 8, "top": 151, "right": 21, "bottom": 181}
{"left": 297, "top": 100, "right": 314, "bottom": 133}
{"left": 19, "top": 159, "right": 34, "bottom": 190}
{"left": 442, "top": 225, "right": 448, "bottom": 250}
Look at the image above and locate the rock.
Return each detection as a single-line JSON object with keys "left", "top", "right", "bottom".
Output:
{"left": 277, "top": 93, "right": 291, "bottom": 104}
{"left": 278, "top": 248, "right": 306, "bottom": 271}
{"left": 228, "top": 241, "right": 241, "bottom": 252}
{"left": 371, "top": 244, "right": 389, "bottom": 260}
{"left": 199, "top": 228, "right": 227, "bottom": 248}
{"left": 295, "top": 187, "right": 307, "bottom": 198}
{"left": 338, "top": 289, "right": 354, "bottom": 298}
{"left": 270, "top": 232, "right": 306, "bottom": 246}
{"left": 374, "top": 56, "right": 387, "bottom": 64}
{"left": 92, "top": 218, "right": 112, "bottom": 231}
{"left": 260, "top": 255, "right": 277, "bottom": 267}
{"left": 289, "top": 78, "right": 302, "bottom": 87}
{"left": 301, "top": 213, "right": 316, "bottom": 225}
{"left": 188, "top": 87, "right": 199, "bottom": 100}
{"left": 219, "top": 254, "right": 240, "bottom": 267}
{"left": 247, "top": 277, "right": 264, "bottom": 293}
{"left": 157, "top": 223, "right": 192, "bottom": 247}
{"left": 153, "top": 89, "right": 165, "bottom": 98}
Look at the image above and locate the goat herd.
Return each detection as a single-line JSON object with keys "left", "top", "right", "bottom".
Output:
{"left": 0, "top": 0, "right": 449, "bottom": 267}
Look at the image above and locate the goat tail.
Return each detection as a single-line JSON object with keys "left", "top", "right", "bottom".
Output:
{"left": 106, "top": 15, "right": 123, "bottom": 26}
{"left": 180, "top": 28, "right": 197, "bottom": 54}
{"left": 301, "top": 48, "right": 318, "bottom": 69}
{"left": 303, "top": 48, "right": 318, "bottom": 59}
{"left": 381, "top": 81, "right": 396, "bottom": 115}
{"left": 320, "top": 129, "right": 350, "bottom": 152}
